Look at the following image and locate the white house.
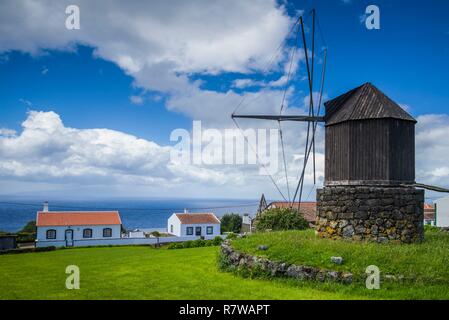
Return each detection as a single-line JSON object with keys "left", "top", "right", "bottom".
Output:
{"left": 167, "top": 212, "right": 221, "bottom": 238}
{"left": 435, "top": 195, "right": 449, "bottom": 227}
{"left": 36, "top": 203, "right": 122, "bottom": 247}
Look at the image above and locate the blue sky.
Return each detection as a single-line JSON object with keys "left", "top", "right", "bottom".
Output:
{"left": 1, "top": 0, "right": 448, "bottom": 143}
{"left": 0, "top": 0, "right": 448, "bottom": 199}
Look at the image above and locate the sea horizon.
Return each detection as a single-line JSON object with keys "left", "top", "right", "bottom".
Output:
{"left": 0, "top": 197, "right": 260, "bottom": 233}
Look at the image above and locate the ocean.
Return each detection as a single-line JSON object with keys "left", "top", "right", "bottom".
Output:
{"left": 0, "top": 198, "right": 259, "bottom": 233}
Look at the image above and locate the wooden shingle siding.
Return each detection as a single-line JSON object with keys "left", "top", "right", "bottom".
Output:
{"left": 323, "top": 83, "right": 416, "bottom": 186}
{"left": 325, "top": 119, "right": 415, "bottom": 184}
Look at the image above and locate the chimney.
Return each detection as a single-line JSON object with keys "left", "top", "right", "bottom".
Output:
{"left": 43, "top": 201, "right": 49, "bottom": 212}
{"left": 184, "top": 208, "right": 188, "bottom": 213}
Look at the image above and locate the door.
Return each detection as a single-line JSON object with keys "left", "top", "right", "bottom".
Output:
{"left": 195, "top": 226, "right": 201, "bottom": 236}
{"left": 65, "top": 229, "right": 74, "bottom": 247}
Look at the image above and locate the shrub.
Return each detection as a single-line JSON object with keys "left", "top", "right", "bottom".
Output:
{"left": 150, "top": 231, "right": 161, "bottom": 238}
{"left": 16, "top": 232, "right": 35, "bottom": 243}
{"left": 221, "top": 213, "right": 243, "bottom": 233}
{"left": 0, "top": 246, "right": 56, "bottom": 255}
{"left": 20, "top": 221, "right": 36, "bottom": 234}
{"left": 192, "top": 239, "right": 206, "bottom": 247}
{"left": 226, "top": 232, "right": 238, "bottom": 240}
{"left": 183, "top": 240, "right": 194, "bottom": 248}
{"left": 212, "top": 236, "right": 224, "bottom": 246}
{"left": 424, "top": 225, "right": 440, "bottom": 232}
{"left": 167, "top": 242, "right": 178, "bottom": 249}
{"left": 254, "top": 208, "right": 309, "bottom": 231}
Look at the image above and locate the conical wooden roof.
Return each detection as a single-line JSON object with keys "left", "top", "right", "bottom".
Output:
{"left": 324, "top": 83, "right": 416, "bottom": 126}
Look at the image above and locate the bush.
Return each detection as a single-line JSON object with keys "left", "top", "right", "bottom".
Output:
{"left": 150, "top": 231, "right": 161, "bottom": 238}
{"left": 20, "top": 221, "right": 36, "bottom": 234}
{"left": 254, "top": 208, "right": 309, "bottom": 231}
{"left": 183, "top": 240, "right": 194, "bottom": 248}
{"left": 424, "top": 225, "right": 440, "bottom": 232}
{"left": 0, "top": 246, "right": 56, "bottom": 255}
{"left": 212, "top": 236, "right": 224, "bottom": 246}
{"left": 192, "top": 239, "right": 206, "bottom": 247}
{"left": 221, "top": 213, "right": 243, "bottom": 233}
{"left": 226, "top": 232, "right": 238, "bottom": 240}
{"left": 16, "top": 232, "right": 35, "bottom": 243}
{"left": 167, "top": 238, "right": 223, "bottom": 249}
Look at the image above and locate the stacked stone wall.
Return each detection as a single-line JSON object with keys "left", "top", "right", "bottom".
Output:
{"left": 316, "top": 186, "right": 424, "bottom": 243}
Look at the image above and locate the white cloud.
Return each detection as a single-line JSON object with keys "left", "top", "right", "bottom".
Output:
{"left": 0, "top": 1, "right": 328, "bottom": 199}
{"left": 416, "top": 114, "right": 449, "bottom": 188}
{"left": 0, "top": 0, "right": 291, "bottom": 75}
{"left": 0, "top": 128, "right": 16, "bottom": 137}
{"left": 129, "top": 95, "right": 144, "bottom": 105}
{"left": 0, "top": 110, "right": 327, "bottom": 199}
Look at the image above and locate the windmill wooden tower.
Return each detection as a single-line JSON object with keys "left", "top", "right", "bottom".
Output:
{"left": 231, "top": 9, "right": 433, "bottom": 243}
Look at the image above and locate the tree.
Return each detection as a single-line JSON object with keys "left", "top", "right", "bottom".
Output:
{"left": 20, "top": 221, "right": 36, "bottom": 233}
{"left": 16, "top": 220, "right": 37, "bottom": 243}
{"left": 254, "top": 208, "right": 309, "bottom": 231}
{"left": 220, "top": 213, "right": 243, "bottom": 233}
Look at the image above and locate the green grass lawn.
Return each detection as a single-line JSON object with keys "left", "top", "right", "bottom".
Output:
{"left": 1, "top": 228, "right": 448, "bottom": 300}
{"left": 0, "top": 245, "right": 367, "bottom": 300}
{"left": 230, "top": 228, "right": 449, "bottom": 299}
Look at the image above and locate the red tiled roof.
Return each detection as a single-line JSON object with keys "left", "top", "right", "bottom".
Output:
{"left": 175, "top": 213, "right": 220, "bottom": 224}
{"left": 36, "top": 211, "right": 122, "bottom": 227}
{"left": 267, "top": 202, "right": 317, "bottom": 222}
{"left": 424, "top": 203, "right": 435, "bottom": 220}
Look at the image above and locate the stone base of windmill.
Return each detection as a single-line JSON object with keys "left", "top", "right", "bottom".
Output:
{"left": 315, "top": 186, "right": 424, "bottom": 243}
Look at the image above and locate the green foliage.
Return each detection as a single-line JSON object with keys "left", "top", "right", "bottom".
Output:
{"left": 254, "top": 208, "right": 308, "bottom": 231}
{"left": 424, "top": 224, "right": 440, "bottom": 232}
{"left": 212, "top": 236, "right": 224, "bottom": 246}
{"left": 20, "top": 221, "right": 36, "bottom": 234}
{"left": 226, "top": 232, "right": 238, "bottom": 240}
{"left": 167, "top": 238, "right": 223, "bottom": 249}
{"left": 220, "top": 213, "right": 243, "bottom": 233}
{"left": 5, "top": 221, "right": 37, "bottom": 243}
{"left": 150, "top": 231, "right": 161, "bottom": 238}
{"left": 16, "top": 232, "right": 36, "bottom": 243}
{"left": 0, "top": 246, "right": 55, "bottom": 255}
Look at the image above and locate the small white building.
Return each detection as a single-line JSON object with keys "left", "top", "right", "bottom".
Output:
{"left": 435, "top": 195, "right": 449, "bottom": 227}
{"left": 167, "top": 212, "right": 221, "bottom": 238}
{"left": 36, "top": 203, "right": 122, "bottom": 247}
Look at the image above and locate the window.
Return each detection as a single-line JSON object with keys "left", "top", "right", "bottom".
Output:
{"left": 206, "top": 226, "right": 213, "bottom": 235}
{"left": 103, "top": 228, "right": 112, "bottom": 237}
{"left": 186, "top": 227, "right": 193, "bottom": 235}
{"left": 195, "top": 226, "right": 201, "bottom": 236}
{"left": 83, "top": 228, "right": 93, "bottom": 238}
{"left": 170, "top": 224, "right": 174, "bottom": 233}
{"left": 46, "top": 229, "right": 56, "bottom": 239}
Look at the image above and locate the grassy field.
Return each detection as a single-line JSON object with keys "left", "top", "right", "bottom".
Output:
{"left": 1, "top": 228, "right": 448, "bottom": 299}
{"left": 0, "top": 245, "right": 368, "bottom": 300}
{"left": 230, "top": 228, "right": 449, "bottom": 299}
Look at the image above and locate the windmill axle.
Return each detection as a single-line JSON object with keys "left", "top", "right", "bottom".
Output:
{"left": 231, "top": 114, "right": 325, "bottom": 122}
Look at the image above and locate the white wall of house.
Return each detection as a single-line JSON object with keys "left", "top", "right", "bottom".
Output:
{"left": 436, "top": 196, "right": 449, "bottom": 227}
{"left": 36, "top": 224, "right": 121, "bottom": 247}
{"left": 167, "top": 214, "right": 182, "bottom": 236}
{"left": 36, "top": 234, "right": 227, "bottom": 248}
{"left": 179, "top": 223, "right": 220, "bottom": 237}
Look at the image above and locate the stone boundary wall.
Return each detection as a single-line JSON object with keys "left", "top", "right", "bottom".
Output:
{"left": 316, "top": 186, "right": 424, "bottom": 243}
{"left": 220, "top": 241, "right": 354, "bottom": 284}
